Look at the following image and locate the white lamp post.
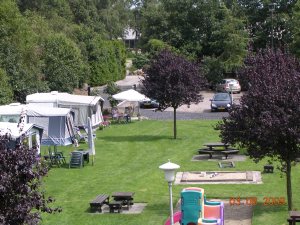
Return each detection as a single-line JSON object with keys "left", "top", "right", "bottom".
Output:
{"left": 159, "top": 160, "right": 180, "bottom": 225}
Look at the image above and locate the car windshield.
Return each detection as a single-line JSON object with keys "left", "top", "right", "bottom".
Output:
{"left": 227, "top": 79, "right": 238, "bottom": 84}
{"left": 213, "top": 93, "right": 230, "bottom": 101}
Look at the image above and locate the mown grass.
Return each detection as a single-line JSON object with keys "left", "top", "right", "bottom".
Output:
{"left": 41, "top": 120, "right": 300, "bottom": 225}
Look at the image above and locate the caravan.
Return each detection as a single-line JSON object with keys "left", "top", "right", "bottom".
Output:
{"left": 0, "top": 122, "right": 43, "bottom": 154}
{"left": 26, "top": 91, "right": 104, "bottom": 128}
{"left": 0, "top": 103, "right": 76, "bottom": 146}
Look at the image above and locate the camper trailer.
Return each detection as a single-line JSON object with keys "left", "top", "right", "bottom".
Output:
{"left": 26, "top": 91, "right": 104, "bottom": 128}
{"left": 0, "top": 103, "right": 76, "bottom": 146}
{"left": 0, "top": 122, "right": 43, "bottom": 154}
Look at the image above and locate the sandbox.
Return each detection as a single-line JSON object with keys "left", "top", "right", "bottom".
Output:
{"left": 175, "top": 171, "right": 262, "bottom": 184}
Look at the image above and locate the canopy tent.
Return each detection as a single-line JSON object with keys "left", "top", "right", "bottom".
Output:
{"left": 0, "top": 122, "right": 43, "bottom": 154}
{"left": 113, "top": 89, "right": 146, "bottom": 115}
{"left": 26, "top": 91, "right": 104, "bottom": 128}
{"left": 116, "top": 100, "right": 138, "bottom": 114}
{"left": 112, "top": 89, "right": 146, "bottom": 101}
{"left": 0, "top": 103, "right": 76, "bottom": 146}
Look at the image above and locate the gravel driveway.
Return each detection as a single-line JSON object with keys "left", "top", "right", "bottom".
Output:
{"left": 96, "top": 75, "right": 243, "bottom": 120}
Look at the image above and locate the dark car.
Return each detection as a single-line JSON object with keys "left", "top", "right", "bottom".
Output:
{"left": 210, "top": 92, "right": 232, "bottom": 112}
{"left": 139, "top": 98, "right": 159, "bottom": 108}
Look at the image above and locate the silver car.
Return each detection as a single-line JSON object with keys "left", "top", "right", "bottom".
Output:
{"left": 216, "top": 79, "right": 241, "bottom": 93}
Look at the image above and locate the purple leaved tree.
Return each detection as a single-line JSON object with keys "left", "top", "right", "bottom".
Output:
{"left": 0, "top": 134, "right": 61, "bottom": 225}
{"left": 142, "top": 50, "right": 206, "bottom": 139}
{"left": 217, "top": 48, "right": 300, "bottom": 210}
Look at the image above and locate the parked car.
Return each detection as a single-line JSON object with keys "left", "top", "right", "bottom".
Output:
{"left": 139, "top": 98, "right": 159, "bottom": 108}
{"left": 216, "top": 78, "right": 241, "bottom": 93}
{"left": 210, "top": 92, "right": 232, "bottom": 112}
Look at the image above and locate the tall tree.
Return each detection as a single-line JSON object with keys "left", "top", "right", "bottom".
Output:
{"left": 140, "top": 0, "right": 248, "bottom": 84}
{"left": 0, "top": 0, "right": 49, "bottom": 102}
{"left": 226, "top": 0, "right": 297, "bottom": 50}
{"left": 0, "top": 68, "right": 13, "bottom": 105}
{"left": 42, "top": 34, "right": 85, "bottom": 92}
{"left": 0, "top": 134, "right": 60, "bottom": 224}
{"left": 290, "top": 0, "right": 300, "bottom": 58}
{"left": 142, "top": 50, "right": 206, "bottom": 139}
{"left": 216, "top": 48, "right": 300, "bottom": 210}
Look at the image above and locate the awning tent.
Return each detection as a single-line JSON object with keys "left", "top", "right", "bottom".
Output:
{"left": 0, "top": 122, "right": 43, "bottom": 154}
{"left": 0, "top": 103, "right": 76, "bottom": 146}
{"left": 26, "top": 91, "right": 104, "bottom": 128}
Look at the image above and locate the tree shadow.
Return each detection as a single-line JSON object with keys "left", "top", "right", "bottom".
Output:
{"left": 101, "top": 135, "right": 172, "bottom": 142}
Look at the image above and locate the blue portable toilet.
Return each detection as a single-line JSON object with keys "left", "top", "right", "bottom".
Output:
{"left": 181, "top": 189, "right": 202, "bottom": 225}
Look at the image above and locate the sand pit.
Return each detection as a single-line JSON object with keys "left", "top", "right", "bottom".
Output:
{"left": 175, "top": 171, "right": 262, "bottom": 184}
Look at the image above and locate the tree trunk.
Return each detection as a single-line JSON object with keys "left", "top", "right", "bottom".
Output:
{"left": 286, "top": 160, "right": 293, "bottom": 210}
{"left": 173, "top": 107, "right": 177, "bottom": 139}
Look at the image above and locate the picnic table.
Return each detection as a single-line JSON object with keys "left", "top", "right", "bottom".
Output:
{"left": 204, "top": 142, "right": 230, "bottom": 150}
{"left": 288, "top": 211, "right": 300, "bottom": 225}
{"left": 198, "top": 142, "right": 239, "bottom": 159}
{"left": 112, "top": 192, "right": 134, "bottom": 209}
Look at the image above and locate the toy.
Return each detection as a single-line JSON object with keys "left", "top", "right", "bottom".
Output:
{"left": 164, "top": 187, "right": 224, "bottom": 225}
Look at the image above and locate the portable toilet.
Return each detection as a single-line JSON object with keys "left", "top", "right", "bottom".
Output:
{"left": 181, "top": 189, "right": 202, "bottom": 225}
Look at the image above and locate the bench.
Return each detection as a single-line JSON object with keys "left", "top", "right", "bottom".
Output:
{"left": 109, "top": 201, "right": 123, "bottom": 213}
{"left": 198, "top": 149, "right": 215, "bottom": 159}
{"left": 264, "top": 165, "right": 274, "bottom": 173}
{"left": 90, "top": 194, "right": 109, "bottom": 212}
{"left": 220, "top": 149, "right": 239, "bottom": 159}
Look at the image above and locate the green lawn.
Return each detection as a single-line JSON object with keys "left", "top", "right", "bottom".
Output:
{"left": 41, "top": 120, "right": 300, "bottom": 225}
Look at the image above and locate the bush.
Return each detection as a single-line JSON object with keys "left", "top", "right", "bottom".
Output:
{"left": 0, "top": 134, "right": 61, "bottom": 224}
{"left": 132, "top": 52, "right": 150, "bottom": 69}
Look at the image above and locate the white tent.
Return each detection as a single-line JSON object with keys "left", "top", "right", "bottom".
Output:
{"left": 26, "top": 91, "right": 104, "bottom": 128}
{"left": 0, "top": 122, "right": 43, "bottom": 154}
{"left": 117, "top": 100, "right": 138, "bottom": 108}
{"left": 112, "top": 89, "right": 146, "bottom": 101}
{"left": 113, "top": 89, "right": 146, "bottom": 115}
{"left": 0, "top": 103, "right": 76, "bottom": 146}
{"left": 116, "top": 100, "right": 138, "bottom": 114}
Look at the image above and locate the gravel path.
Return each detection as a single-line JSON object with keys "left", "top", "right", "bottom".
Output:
{"left": 96, "top": 75, "right": 242, "bottom": 120}
{"left": 140, "top": 109, "right": 228, "bottom": 120}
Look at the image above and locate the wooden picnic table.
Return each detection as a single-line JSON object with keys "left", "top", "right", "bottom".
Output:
{"left": 112, "top": 192, "right": 134, "bottom": 209}
{"left": 198, "top": 142, "right": 239, "bottom": 159}
{"left": 203, "top": 142, "right": 230, "bottom": 150}
{"left": 288, "top": 211, "right": 300, "bottom": 225}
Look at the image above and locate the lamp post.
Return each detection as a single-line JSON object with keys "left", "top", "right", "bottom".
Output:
{"left": 159, "top": 160, "right": 180, "bottom": 225}
{"left": 269, "top": 3, "right": 276, "bottom": 49}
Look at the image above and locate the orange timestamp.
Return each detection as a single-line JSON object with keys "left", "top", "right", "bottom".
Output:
{"left": 229, "top": 196, "right": 287, "bottom": 206}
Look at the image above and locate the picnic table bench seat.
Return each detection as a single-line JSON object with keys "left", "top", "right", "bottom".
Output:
{"left": 109, "top": 201, "right": 123, "bottom": 213}
{"left": 90, "top": 194, "right": 109, "bottom": 212}
{"left": 198, "top": 149, "right": 215, "bottom": 158}
{"left": 220, "top": 149, "right": 239, "bottom": 159}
